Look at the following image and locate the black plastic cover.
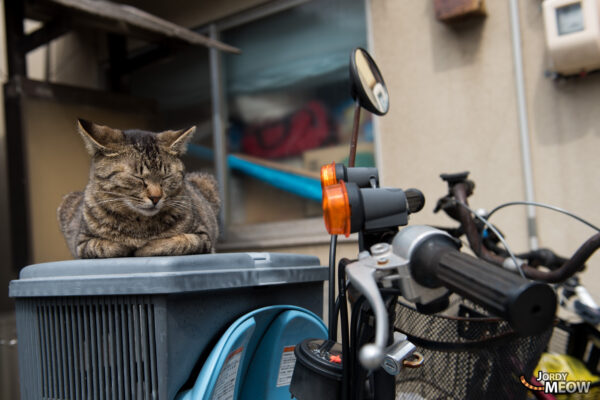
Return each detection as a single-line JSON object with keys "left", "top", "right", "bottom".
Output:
{"left": 289, "top": 339, "right": 342, "bottom": 400}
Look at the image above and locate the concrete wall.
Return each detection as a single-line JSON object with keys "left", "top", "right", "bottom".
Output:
{"left": 368, "top": 0, "right": 600, "bottom": 297}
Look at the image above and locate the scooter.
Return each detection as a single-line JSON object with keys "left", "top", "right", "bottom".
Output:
{"left": 10, "top": 48, "right": 588, "bottom": 400}
{"left": 179, "top": 49, "right": 561, "bottom": 400}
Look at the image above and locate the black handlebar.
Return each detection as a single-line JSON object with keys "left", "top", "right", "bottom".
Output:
{"left": 410, "top": 234, "right": 557, "bottom": 336}
{"left": 435, "top": 171, "right": 599, "bottom": 283}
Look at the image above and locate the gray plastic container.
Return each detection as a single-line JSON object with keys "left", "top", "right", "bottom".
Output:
{"left": 9, "top": 252, "right": 327, "bottom": 400}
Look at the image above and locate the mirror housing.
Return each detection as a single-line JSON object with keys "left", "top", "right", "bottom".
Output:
{"left": 349, "top": 48, "right": 389, "bottom": 116}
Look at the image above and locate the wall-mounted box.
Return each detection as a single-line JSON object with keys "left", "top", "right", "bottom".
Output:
{"left": 543, "top": 0, "right": 600, "bottom": 75}
{"left": 434, "top": 0, "right": 487, "bottom": 22}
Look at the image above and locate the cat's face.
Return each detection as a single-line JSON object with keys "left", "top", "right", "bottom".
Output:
{"left": 78, "top": 120, "right": 195, "bottom": 217}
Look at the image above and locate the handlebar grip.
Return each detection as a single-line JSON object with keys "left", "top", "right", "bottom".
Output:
{"left": 437, "top": 251, "right": 556, "bottom": 335}
{"left": 410, "top": 233, "right": 556, "bottom": 336}
{"left": 405, "top": 188, "right": 425, "bottom": 214}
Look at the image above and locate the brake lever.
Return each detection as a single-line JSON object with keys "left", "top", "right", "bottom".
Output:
{"left": 346, "top": 240, "right": 445, "bottom": 371}
{"left": 345, "top": 243, "right": 413, "bottom": 370}
{"left": 345, "top": 259, "right": 389, "bottom": 369}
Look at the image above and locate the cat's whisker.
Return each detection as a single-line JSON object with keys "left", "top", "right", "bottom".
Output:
{"left": 167, "top": 201, "right": 194, "bottom": 209}
{"left": 167, "top": 205, "right": 193, "bottom": 212}
{"left": 93, "top": 199, "right": 125, "bottom": 205}
{"left": 168, "top": 200, "right": 191, "bottom": 205}
{"left": 167, "top": 203, "right": 194, "bottom": 212}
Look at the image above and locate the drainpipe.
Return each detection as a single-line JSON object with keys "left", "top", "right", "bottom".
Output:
{"left": 508, "top": 0, "right": 539, "bottom": 250}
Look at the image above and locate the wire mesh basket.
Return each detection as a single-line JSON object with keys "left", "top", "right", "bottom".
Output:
{"left": 548, "top": 319, "right": 600, "bottom": 376}
{"left": 394, "top": 296, "right": 553, "bottom": 400}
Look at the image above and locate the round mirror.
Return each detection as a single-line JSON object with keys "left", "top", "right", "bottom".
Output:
{"left": 349, "top": 48, "right": 389, "bottom": 116}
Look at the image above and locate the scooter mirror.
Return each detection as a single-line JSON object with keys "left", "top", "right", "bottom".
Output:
{"left": 350, "top": 48, "right": 389, "bottom": 116}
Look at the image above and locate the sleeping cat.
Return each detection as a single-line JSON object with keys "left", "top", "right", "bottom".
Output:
{"left": 58, "top": 119, "right": 220, "bottom": 258}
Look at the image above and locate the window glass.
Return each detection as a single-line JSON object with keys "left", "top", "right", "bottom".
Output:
{"left": 222, "top": 0, "right": 371, "bottom": 225}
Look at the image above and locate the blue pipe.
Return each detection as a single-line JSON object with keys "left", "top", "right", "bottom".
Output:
{"left": 187, "top": 144, "right": 322, "bottom": 202}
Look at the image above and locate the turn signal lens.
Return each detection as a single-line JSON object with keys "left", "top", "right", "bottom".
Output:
{"left": 322, "top": 181, "right": 351, "bottom": 237}
{"left": 320, "top": 162, "right": 338, "bottom": 188}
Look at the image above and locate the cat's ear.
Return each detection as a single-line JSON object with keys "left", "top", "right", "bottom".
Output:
{"left": 157, "top": 126, "right": 196, "bottom": 155}
{"left": 77, "top": 119, "right": 124, "bottom": 156}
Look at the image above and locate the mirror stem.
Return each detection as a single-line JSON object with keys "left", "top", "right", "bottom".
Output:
{"left": 328, "top": 234, "right": 338, "bottom": 341}
{"left": 348, "top": 101, "right": 361, "bottom": 167}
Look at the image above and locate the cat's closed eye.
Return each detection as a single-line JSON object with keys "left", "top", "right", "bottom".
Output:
{"left": 94, "top": 170, "right": 122, "bottom": 180}
{"left": 162, "top": 176, "right": 181, "bottom": 191}
{"left": 131, "top": 175, "right": 147, "bottom": 186}
{"left": 117, "top": 174, "right": 145, "bottom": 188}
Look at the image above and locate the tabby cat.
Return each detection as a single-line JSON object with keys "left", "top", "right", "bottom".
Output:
{"left": 58, "top": 119, "right": 220, "bottom": 258}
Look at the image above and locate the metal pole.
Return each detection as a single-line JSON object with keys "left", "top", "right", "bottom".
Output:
{"left": 508, "top": 0, "right": 539, "bottom": 250}
{"left": 348, "top": 101, "right": 361, "bottom": 168}
{"left": 209, "top": 24, "right": 228, "bottom": 238}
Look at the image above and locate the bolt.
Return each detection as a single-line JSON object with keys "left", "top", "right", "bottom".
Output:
{"left": 370, "top": 243, "right": 390, "bottom": 256}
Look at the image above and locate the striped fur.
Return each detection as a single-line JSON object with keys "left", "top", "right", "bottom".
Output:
{"left": 57, "top": 120, "right": 220, "bottom": 258}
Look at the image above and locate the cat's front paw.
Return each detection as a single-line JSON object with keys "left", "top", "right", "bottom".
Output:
{"left": 77, "top": 238, "right": 134, "bottom": 258}
{"left": 134, "top": 233, "right": 211, "bottom": 257}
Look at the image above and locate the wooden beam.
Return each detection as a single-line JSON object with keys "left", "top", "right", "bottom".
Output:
{"left": 21, "top": 19, "right": 69, "bottom": 53}
{"left": 3, "top": 1, "right": 31, "bottom": 271}
{"left": 5, "top": 0, "right": 27, "bottom": 76}
{"left": 3, "top": 85, "right": 30, "bottom": 271}
{"left": 25, "top": 0, "right": 241, "bottom": 54}
{"left": 5, "top": 77, "right": 157, "bottom": 113}
{"left": 233, "top": 153, "right": 320, "bottom": 180}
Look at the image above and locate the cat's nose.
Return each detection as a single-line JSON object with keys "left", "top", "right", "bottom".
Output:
{"left": 147, "top": 185, "right": 163, "bottom": 205}
{"left": 149, "top": 195, "right": 162, "bottom": 205}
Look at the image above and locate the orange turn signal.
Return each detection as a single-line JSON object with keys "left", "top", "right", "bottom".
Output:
{"left": 320, "top": 162, "right": 338, "bottom": 188}
{"left": 322, "top": 181, "right": 351, "bottom": 237}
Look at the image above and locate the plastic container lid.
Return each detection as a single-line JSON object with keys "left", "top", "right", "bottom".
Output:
{"left": 9, "top": 252, "right": 327, "bottom": 297}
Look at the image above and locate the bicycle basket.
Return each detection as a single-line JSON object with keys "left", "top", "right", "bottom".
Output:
{"left": 394, "top": 296, "right": 553, "bottom": 400}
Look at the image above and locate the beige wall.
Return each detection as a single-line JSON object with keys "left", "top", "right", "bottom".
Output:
{"left": 369, "top": 1, "right": 600, "bottom": 297}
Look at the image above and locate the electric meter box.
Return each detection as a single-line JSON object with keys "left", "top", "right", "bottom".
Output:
{"left": 543, "top": 0, "right": 600, "bottom": 75}
{"left": 9, "top": 253, "right": 328, "bottom": 400}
